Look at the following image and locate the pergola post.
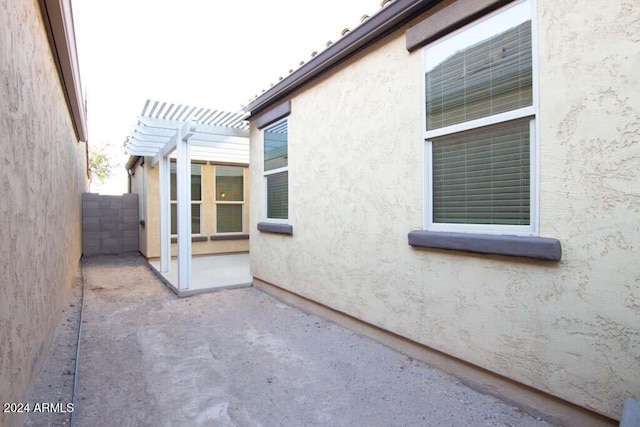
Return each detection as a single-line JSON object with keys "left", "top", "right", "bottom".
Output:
{"left": 159, "top": 155, "right": 170, "bottom": 273}
{"left": 176, "top": 125, "right": 192, "bottom": 290}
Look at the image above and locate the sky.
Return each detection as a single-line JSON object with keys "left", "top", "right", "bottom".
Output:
{"left": 72, "top": 0, "right": 384, "bottom": 194}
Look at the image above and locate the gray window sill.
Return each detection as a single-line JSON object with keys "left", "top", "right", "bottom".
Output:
{"left": 210, "top": 234, "right": 249, "bottom": 241}
{"left": 258, "top": 222, "right": 293, "bottom": 235}
{"left": 170, "top": 235, "right": 208, "bottom": 243}
{"left": 408, "top": 230, "right": 561, "bottom": 261}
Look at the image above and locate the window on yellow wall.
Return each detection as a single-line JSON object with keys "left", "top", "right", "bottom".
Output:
{"left": 170, "top": 162, "right": 202, "bottom": 235}
{"left": 263, "top": 120, "right": 288, "bottom": 221}
{"left": 423, "top": 0, "right": 537, "bottom": 236}
{"left": 215, "top": 166, "right": 244, "bottom": 233}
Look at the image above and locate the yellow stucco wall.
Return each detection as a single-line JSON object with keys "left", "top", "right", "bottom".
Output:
{"left": 134, "top": 160, "right": 250, "bottom": 259}
{"left": 0, "top": 0, "right": 88, "bottom": 425}
{"left": 249, "top": 0, "right": 640, "bottom": 419}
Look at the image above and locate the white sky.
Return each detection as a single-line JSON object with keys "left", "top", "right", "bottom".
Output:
{"left": 72, "top": 0, "right": 383, "bottom": 193}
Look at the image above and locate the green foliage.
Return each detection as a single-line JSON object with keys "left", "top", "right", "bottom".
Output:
{"left": 89, "top": 144, "right": 114, "bottom": 183}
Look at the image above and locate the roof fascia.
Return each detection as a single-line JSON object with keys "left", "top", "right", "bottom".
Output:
{"left": 38, "top": 0, "right": 88, "bottom": 142}
{"left": 125, "top": 155, "right": 141, "bottom": 171}
{"left": 245, "top": 0, "right": 442, "bottom": 118}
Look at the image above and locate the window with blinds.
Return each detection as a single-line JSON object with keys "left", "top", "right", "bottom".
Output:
{"left": 215, "top": 165, "right": 244, "bottom": 233}
{"left": 264, "top": 120, "right": 288, "bottom": 220}
{"left": 432, "top": 119, "right": 530, "bottom": 225}
{"left": 425, "top": 20, "right": 532, "bottom": 130}
{"left": 423, "top": 0, "right": 535, "bottom": 232}
{"left": 169, "top": 162, "right": 202, "bottom": 235}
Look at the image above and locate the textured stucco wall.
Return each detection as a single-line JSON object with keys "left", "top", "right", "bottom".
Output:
{"left": 140, "top": 160, "right": 249, "bottom": 259}
{"left": 0, "top": 0, "right": 88, "bottom": 425}
{"left": 249, "top": 0, "right": 640, "bottom": 420}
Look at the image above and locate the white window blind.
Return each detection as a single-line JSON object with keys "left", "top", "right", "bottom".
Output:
{"left": 432, "top": 119, "right": 530, "bottom": 225}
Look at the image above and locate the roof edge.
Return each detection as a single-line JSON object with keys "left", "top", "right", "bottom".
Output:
{"left": 38, "top": 0, "right": 88, "bottom": 142}
{"left": 245, "top": 0, "right": 441, "bottom": 117}
{"left": 125, "top": 155, "right": 141, "bottom": 171}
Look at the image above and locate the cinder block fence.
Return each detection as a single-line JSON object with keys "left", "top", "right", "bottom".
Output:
{"left": 82, "top": 193, "right": 139, "bottom": 256}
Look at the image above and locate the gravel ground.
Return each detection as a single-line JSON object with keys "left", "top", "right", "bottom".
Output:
{"left": 25, "top": 268, "right": 82, "bottom": 427}
{"left": 28, "top": 254, "right": 552, "bottom": 426}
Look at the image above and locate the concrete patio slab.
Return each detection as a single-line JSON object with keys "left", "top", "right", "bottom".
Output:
{"left": 33, "top": 255, "right": 552, "bottom": 426}
{"left": 149, "top": 252, "right": 252, "bottom": 297}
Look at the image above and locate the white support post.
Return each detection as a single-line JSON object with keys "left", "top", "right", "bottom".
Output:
{"left": 159, "top": 155, "right": 170, "bottom": 273}
{"left": 176, "top": 125, "right": 192, "bottom": 290}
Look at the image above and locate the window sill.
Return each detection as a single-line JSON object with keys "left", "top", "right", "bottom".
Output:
{"left": 210, "top": 234, "right": 249, "bottom": 241}
{"left": 170, "top": 235, "right": 208, "bottom": 243}
{"left": 258, "top": 222, "right": 293, "bottom": 235}
{"left": 408, "top": 230, "right": 561, "bottom": 261}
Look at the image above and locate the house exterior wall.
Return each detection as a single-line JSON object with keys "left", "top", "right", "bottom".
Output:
{"left": 0, "top": 0, "right": 88, "bottom": 425}
{"left": 136, "top": 159, "right": 250, "bottom": 259}
{"left": 249, "top": 0, "right": 640, "bottom": 420}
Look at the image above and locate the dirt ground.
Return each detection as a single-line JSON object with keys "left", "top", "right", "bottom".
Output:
{"left": 27, "top": 254, "right": 551, "bottom": 426}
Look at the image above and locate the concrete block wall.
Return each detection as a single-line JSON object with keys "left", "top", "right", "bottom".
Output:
{"left": 82, "top": 193, "right": 139, "bottom": 256}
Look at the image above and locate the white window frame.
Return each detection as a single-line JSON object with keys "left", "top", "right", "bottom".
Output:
{"left": 170, "top": 163, "right": 203, "bottom": 236}
{"left": 422, "top": 0, "right": 539, "bottom": 236}
{"left": 214, "top": 165, "right": 246, "bottom": 234}
{"left": 263, "top": 119, "right": 289, "bottom": 223}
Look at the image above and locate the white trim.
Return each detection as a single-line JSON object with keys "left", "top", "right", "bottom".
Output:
{"left": 422, "top": 0, "right": 537, "bottom": 236}
{"left": 424, "top": 106, "right": 535, "bottom": 139}
{"left": 159, "top": 156, "right": 170, "bottom": 273}
{"left": 531, "top": 0, "right": 541, "bottom": 236}
{"left": 176, "top": 128, "right": 192, "bottom": 290}
{"left": 421, "top": 43, "right": 429, "bottom": 229}
{"left": 529, "top": 118, "right": 539, "bottom": 235}
{"left": 264, "top": 166, "right": 288, "bottom": 176}
{"left": 126, "top": 101, "right": 249, "bottom": 168}
{"left": 426, "top": 219, "right": 537, "bottom": 237}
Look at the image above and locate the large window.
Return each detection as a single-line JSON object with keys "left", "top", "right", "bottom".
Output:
{"left": 423, "top": 0, "right": 536, "bottom": 235}
{"left": 215, "top": 166, "right": 244, "bottom": 233}
{"left": 263, "top": 120, "right": 288, "bottom": 220}
{"left": 170, "top": 162, "right": 202, "bottom": 235}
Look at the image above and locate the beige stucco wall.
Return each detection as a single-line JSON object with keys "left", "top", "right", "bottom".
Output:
{"left": 137, "top": 160, "right": 250, "bottom": 259}
{"left": 249, "top": 0, "right": 640, "bottom": 420}
{"left": 0, "top": 0, "right": 88, "bottom": 425}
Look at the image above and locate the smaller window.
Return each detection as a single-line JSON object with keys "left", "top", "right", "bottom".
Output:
{"left": 215, "top": 166, "right": 245, "bottom": 233}
{"left": 170, "top": 162, "right": 202, "bottom": 235}
{"left": 263, "top": 120, "right": 288, "bottom": 221}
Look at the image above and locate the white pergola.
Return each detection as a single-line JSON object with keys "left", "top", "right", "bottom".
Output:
{"left": 124, "top": 99, "right": 249, "bottom": 291}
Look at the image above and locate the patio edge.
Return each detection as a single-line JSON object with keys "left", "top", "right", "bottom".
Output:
{"left": 146, "top": 261, "right": 251, "bottom": 298}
